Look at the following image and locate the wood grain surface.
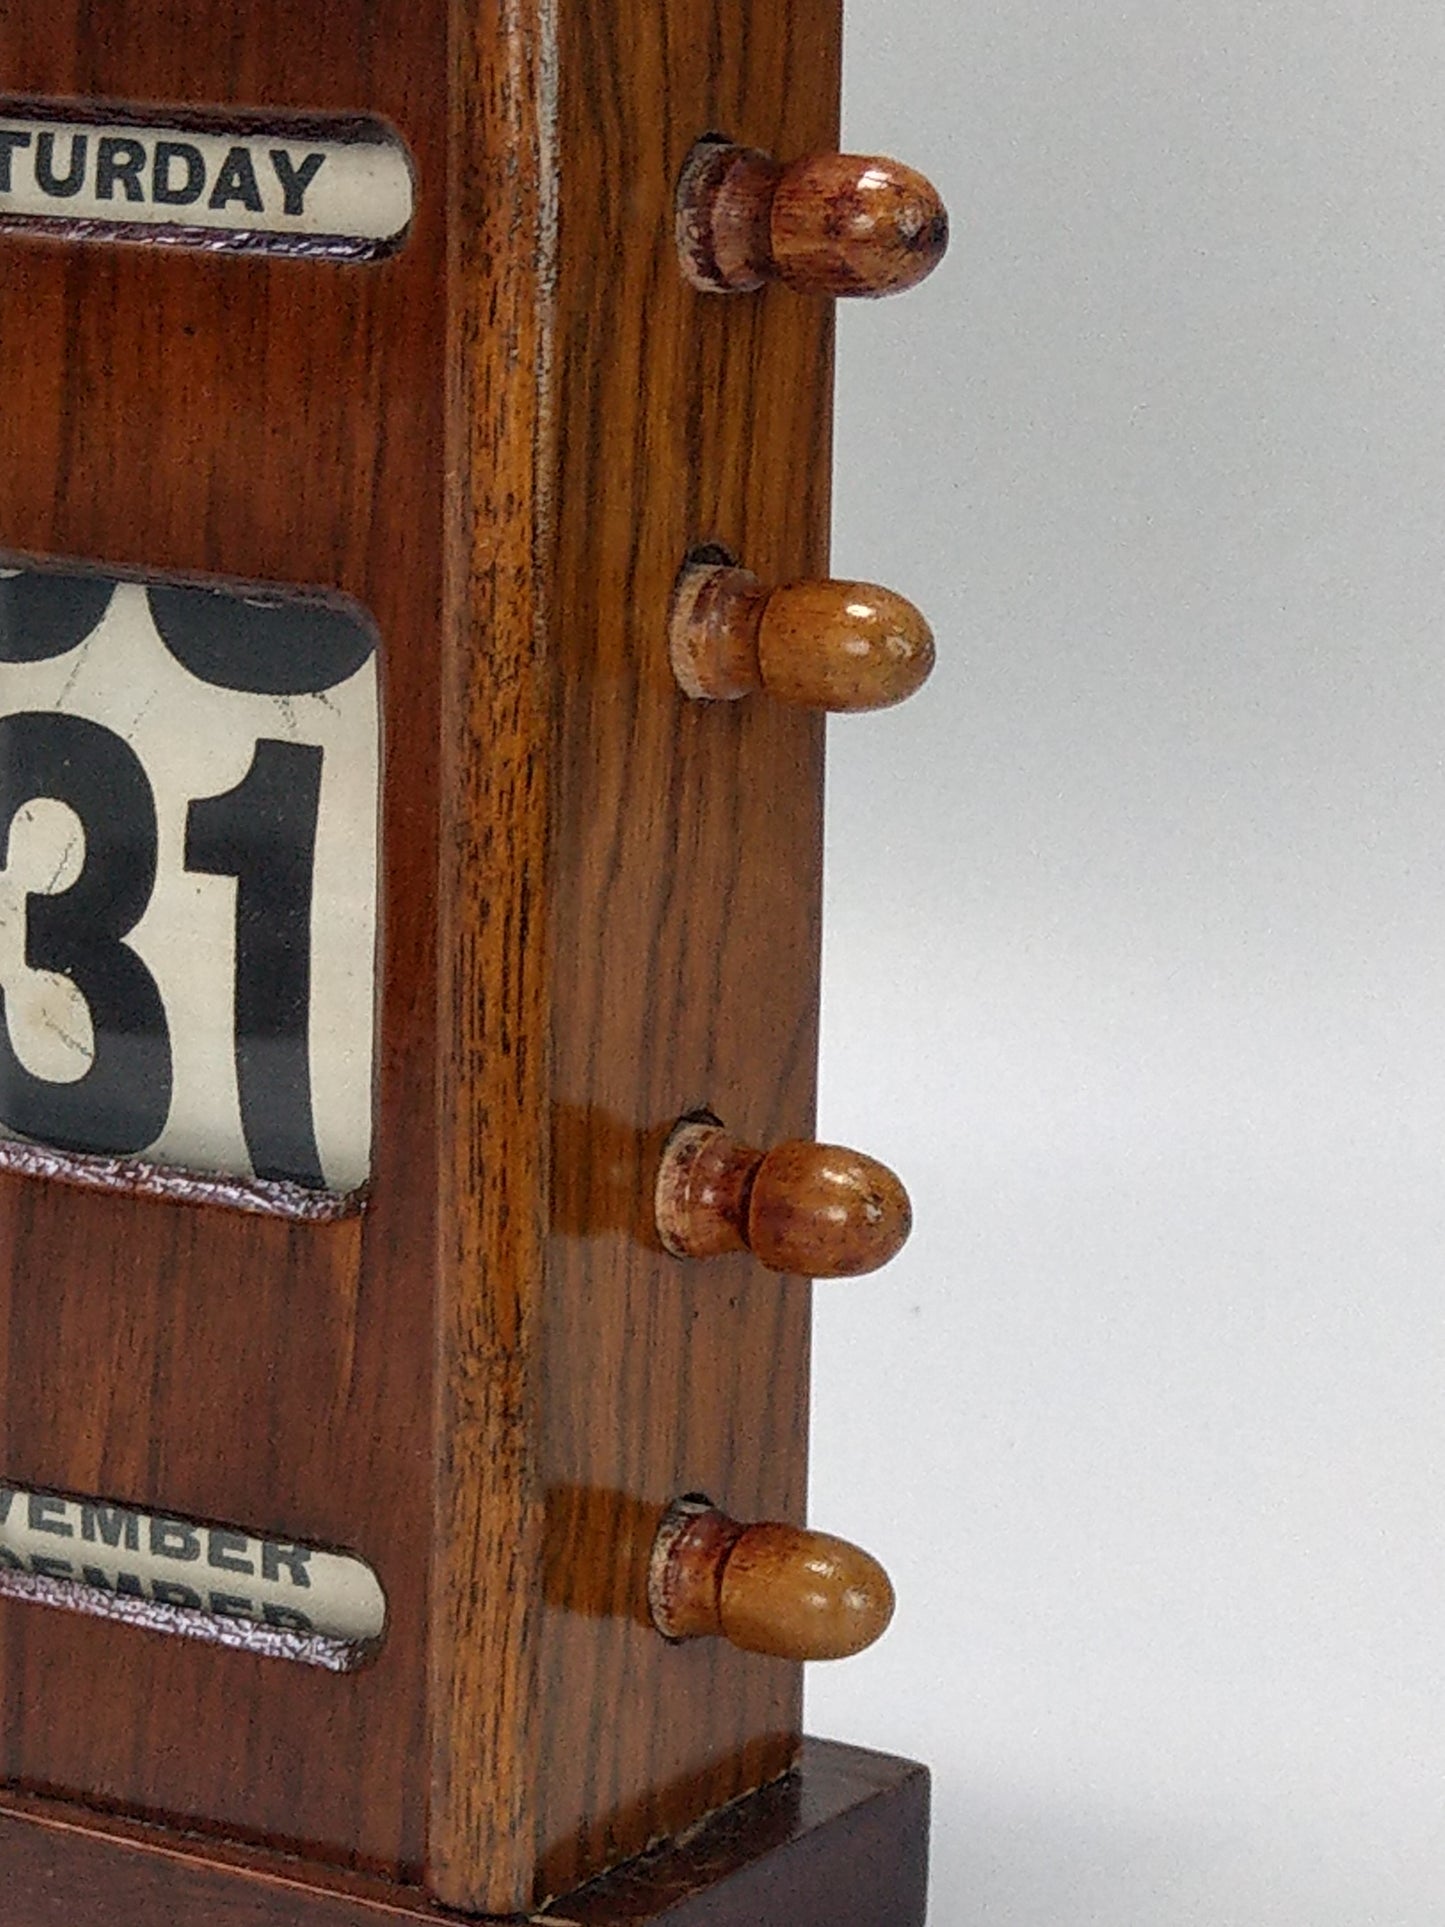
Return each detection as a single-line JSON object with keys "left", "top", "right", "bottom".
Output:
{"left": 0, "top": 1740, "right": 930, "bottom": 1927}
{"left": 0, "top": 0, "right": 448, "bottom": 1886}
{"left": 0, "top": 0, "right": 844, "bottom": 1912}
{"left": 430, "top": 0, "right": 556, "bottom": 1907}
{"left": 530, "top": 0, "right": 839, "bottom": 1901}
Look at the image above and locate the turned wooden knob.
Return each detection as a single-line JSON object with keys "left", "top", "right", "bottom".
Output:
{"left": 656, "top": 1119, "right": 911, "bottom": 1276}
{"left": 677, "top": 139, "right": 949, "bottom": 298}
{"left": 650, "top": 1499, "right": 895, "bottom": 1661}
{"left": 671, "top": 561, "right": 935, "bottom": 713}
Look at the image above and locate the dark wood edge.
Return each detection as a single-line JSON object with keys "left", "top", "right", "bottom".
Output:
{"left": 0, "top": 1739, "right": 930, "bottom": 1926}
{"left": 0, "top": 545, "right": 393, "bottom": 622}
{"left": 0, "top": 94, "right": 403, "bottom": 145}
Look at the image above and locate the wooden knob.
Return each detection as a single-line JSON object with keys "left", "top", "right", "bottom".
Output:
{"left": 670, "top": 561, "right": 935, "bottom": 712}
{"left": 656, "top": 1119, "right": 912, "bottom": 1277}
{"left": 677, "top": 139, "right": 949, "bottom": 298}
{"left": 650, "top": 1499, "right": 895, "bottom": 1661}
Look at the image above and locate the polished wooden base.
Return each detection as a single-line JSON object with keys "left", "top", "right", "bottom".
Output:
{"left": 0, "top": 1739, "right": 929, "bottom": 1926}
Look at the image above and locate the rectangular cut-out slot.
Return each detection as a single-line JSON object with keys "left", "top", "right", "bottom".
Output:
{"left": 0, "top": 558, "right": 380, "bottom": 1205}
{"left": 0, "top": 99, "right": 414, "bottom": 258}
{"left": 0, "top": 1484, "right": 386, "bottom": 1672}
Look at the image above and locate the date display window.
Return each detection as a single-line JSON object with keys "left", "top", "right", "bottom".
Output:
{"left": 0, "top": 562, "right": 378, "bottom": 1198}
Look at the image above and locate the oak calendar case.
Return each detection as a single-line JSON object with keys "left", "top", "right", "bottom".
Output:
{"left": 0, "top": 3, "right": 946, "bottom": 1921}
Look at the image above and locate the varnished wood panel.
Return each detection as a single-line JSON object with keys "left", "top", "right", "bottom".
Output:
{"left": 0, "top": 0, "right": 845, "bottom": 1911}
{"left": 430, "top": 0, "right": 555, "bottom": 1907}
{"left": 433, "top": 0, "right": 844, "bottom": 1908}
{"left": 0, "top": 0, "right": 447, "bottom": 1877}
{"left": 532, "top": 0, "right": 840, "bottom": 1901}
{"left": 0, "top": 1742, "right": 929, "bottom": 1927}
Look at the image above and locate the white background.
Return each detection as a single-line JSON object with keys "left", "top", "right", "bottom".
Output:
{"left": 812, "top": 5, "right": 1445, "bottom": 1921}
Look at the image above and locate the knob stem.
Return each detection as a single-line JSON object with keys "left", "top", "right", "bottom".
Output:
{"left": 670, "top": 562, "right": 771, "bottom": 702}
{"left": 655, "top": 1118, "right": 765, "bottom": 1260}
{"left": 676, "top": 143, "right": 783, "bottom": 295}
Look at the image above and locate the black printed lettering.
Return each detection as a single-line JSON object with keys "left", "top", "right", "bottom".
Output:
{"left": 96, "top": 136, "right": 147, "bottom": 203}
{"left": 0, "top": 115, "right": 408, "bottom": 252}
{"left": 0, "top": 1490, "right": 15, "bottom": 1526}
{"left": 148, "top": 583, "right": 375, "bottom": 694}
{"left": 262, "top": 1604, "right": 315, "bottom": 1633}
{"left": 0, "top": 1545, "right": 23, "bottom": 1571}
{"left": 152, "top": 140, "right": 205, "bottom": 207}
{"left": 28, "top": 1494, "right": 73, "bottom": 1537}
{"left": 261, "top": 1542, "right": 313, "bottom": 1588}
{"left": 0, "top": 130, "right": 33, "bottom": 193}
{"left": 0, "top": 713, "right": 173, "bottom": 1158}
{"left": 35, "top": 131, "right": 87, "bottom": 198}
{"left": 208, "top": 146, "right": 263, "bottom": 214}
{"left": 149, "top": 1518, "right": 201, "bottom": 1562}
{"left": 0, "top": 570, "right": 115, "bottom": 663}
{"left": 269, "top": 149, "right": 326, "bottom": 216}
{"left": 152, "top": 1580, "right": 203, "bottom": 1610}
{"left": 209, "top": 1591, "right": 254, "bottom": 1618}
{"left": 185, "top": 740, "right": 326, "bottom": 1188}
{"left": 80, "top": 1568, "right": 147, "bottom": 1598}
{"left": 30, "top": 1556, "right": 73, "bottom": 1581}
{"left": 207, "top": 1528, "right": 254, "bottom": 1575}
{"left": 81, "top": 1503, "right": 141, "bottom": 1552}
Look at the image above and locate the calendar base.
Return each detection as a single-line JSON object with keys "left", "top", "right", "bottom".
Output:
{"left": 0, "top": 1739, "right": 929, "bottom": 1926}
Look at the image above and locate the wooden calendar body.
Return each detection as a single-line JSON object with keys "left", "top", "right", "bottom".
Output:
{"left": 0, "top": 3, "right": 940, "bottom": 1920}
